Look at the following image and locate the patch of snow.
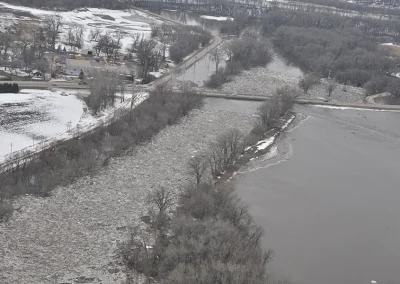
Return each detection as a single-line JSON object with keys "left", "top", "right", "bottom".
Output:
{"left": 200, "top": 15, "right": 233, "bottom": 21}
{"left": 148, "top": 71, "right": 163, "bottom": 78}
{"left": 49, "top": 79, "right": 68, "bottom": 82}
{"left": 311, "top": 104, "right": 400, "bottom": 112}
{"left": 256, "top": 137, "right": 275, "bottom": 151}
{"left": 281, "top": 115, "right": 295, "bottom": 131}
{"left": 0, "top": 2, "right": 160, "bottom": 51}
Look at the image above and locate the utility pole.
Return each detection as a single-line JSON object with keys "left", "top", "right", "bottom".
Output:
{"left": 10, "top": 142, "right": 13, "bottom": 155}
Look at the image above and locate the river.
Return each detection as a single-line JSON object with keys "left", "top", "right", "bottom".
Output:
{"left": 164, "top": 9, "right": 400, "bottom": 284}
{"left": 204, "top": 97, "right": 400, "bottom": 284}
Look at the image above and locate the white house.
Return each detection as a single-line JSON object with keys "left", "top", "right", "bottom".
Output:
{"left": 65, "top": 59, "right": 92, "bottom": 76}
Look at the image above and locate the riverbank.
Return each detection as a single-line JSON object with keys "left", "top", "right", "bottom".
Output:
{"left": 0, "top": 109, "right": 255, "bottom": 284}
{"left": 217, "top": 113, "right": 296, "bottom": 184}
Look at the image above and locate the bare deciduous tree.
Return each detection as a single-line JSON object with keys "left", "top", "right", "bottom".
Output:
{"left": 43, "top": 14, "right": 63, "bottom": 50}
{"left": 209, "top": 47, "right": 224, "bottom": 74}
{"left": 146, "top": 186, "right": 175, "bottom": 214}
{"left": 188, "top": 155, "right": 208, "bottom": 184}
{"left": 298, "top": 74, "right": 320, "bottom": 94}
{"left": 89, "top": 27, "right": 101, "bottom": 42}
{"left": 85, "top": 72, "right": 118, "bottom": 114}
{"left": 130, "top": 37, "right": 158, "bottom": 78}
{"left": 327, "top": 82, "right": 337, "bottom": 97}
{"left": 146, "top": 186, "right": 175, "bottom": 231}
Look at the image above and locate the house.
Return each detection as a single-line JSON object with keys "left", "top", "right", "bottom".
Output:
{"left": 65, "top": 59, "right": 92, "bottom": 76}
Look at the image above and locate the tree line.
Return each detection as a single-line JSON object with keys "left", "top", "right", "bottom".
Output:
{"left": 290, "top": 0, "right": 400, "bottom": 18}
{"left": 0, "top": 85, "right": 203, "bottom": 222}
{"left": 121, "top": 86, "right": 298, "bottom": 284}
{"left": 0, "top": 83, "right": 19, "bottom": 93}
{"left": 262, "top": 8, "right": 400, "bottom": 42}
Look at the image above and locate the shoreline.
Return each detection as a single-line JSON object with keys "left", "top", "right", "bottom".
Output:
{"left": 217, "top": 113, "right": 296, "bottom": 184}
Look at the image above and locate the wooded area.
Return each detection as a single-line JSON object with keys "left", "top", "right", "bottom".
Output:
{"left": 262, "top": 9, "right": 400, "bottom": 95}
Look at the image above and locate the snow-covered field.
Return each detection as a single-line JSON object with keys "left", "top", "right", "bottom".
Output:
{"left": 0, "top": 2, "right": 161, "bottom": 51}
{"left": 0, "top": 89, "right": 148, "bottom": 163}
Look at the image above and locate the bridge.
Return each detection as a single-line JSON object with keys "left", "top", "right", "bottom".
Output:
{"left": 131, "top": 0, "right": 270, "bottom": 15}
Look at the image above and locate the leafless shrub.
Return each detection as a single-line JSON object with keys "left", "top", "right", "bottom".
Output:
{"left": 121, "top": 226, "right": 156, "bottom": 278}
{"left": 256, "top": 86, "right": 297, "bottom": 133}
{"left": 327, "top": 82, "right": 337, "bottom": 97}
{"left": 84, "top": 72, "right": 119, "bottom": 115}
{"left": 298, "top": 74, "right": 320, "bottom": 94}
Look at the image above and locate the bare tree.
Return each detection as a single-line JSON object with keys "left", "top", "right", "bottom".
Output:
{"left": 146, "top": 186, "right": 175, "bottom": 230}
{"left": 43, "top": 14, "right": 63, "bottom": 50}
{"left": 327, "top": 82, "right": 337, "bottom": 97}
{"left": 95, "top": 31, "right": 123, "bottom": 60}
{"left": 222, "top": 41, "right": 233, "bottom": 62}
{"left": 89, "top": 27, "right": 101, "bottom": 42}
{"left": 130, "top": 37, "right": 158, "bottom": 78}
{"left": 32, "top": 58, "right": 49, "bottom": 78}
{"left": 85, "top": 72, "right": 118, "bottom": 114}
{"left": 146, "top": 186, "right": 175, "bottom": 214}
{"left": 65, "top": 26, "right": 76, "bottom": 51}
{"left": 275, "top": 86, "right": 299, "bottom": 115}
{"left": 188, "top": 155, "right": 208, "bottom": 184}
{"left": 209, "top": 47, "right": 224, "bottom": 74}
{"left": 0, "top": 32, "right": 14, "bottom": 64}
{"left": 17, "top": 34, "right": 34, "bottom": 70}
{"left": 112, "top": 29, "right": 124, "bottom": 62}
{"left": 73, "top": 24, "right": 85, "bottom": 50}
{"left": 298, "top": 74, "right": 320, "bottom": 94}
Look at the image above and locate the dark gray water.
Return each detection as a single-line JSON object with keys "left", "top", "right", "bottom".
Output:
{"left": 233, "top": 105, "right": 400, "bottom": 284}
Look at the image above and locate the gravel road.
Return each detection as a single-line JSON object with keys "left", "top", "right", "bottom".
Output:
{"left": 0, "top": 109, "right": 255, "bottom": 284}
